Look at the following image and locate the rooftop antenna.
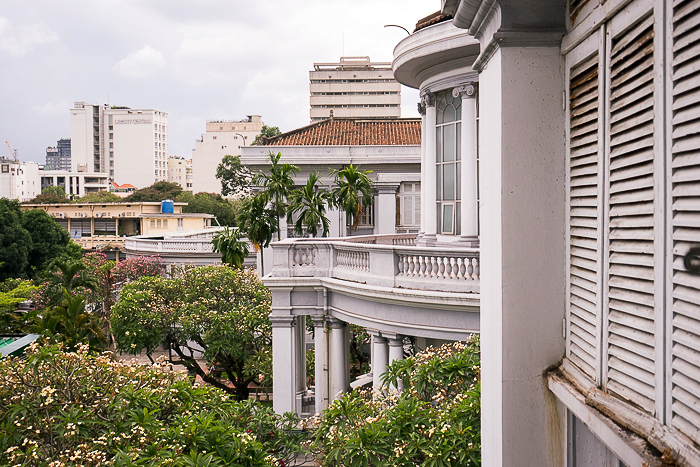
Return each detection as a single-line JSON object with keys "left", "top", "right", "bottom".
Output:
{"left": 384, "top": 24, "right": 411, "bottom": 35}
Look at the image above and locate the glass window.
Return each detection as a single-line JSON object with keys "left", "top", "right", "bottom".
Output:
{"left": 436, "top": 89, "right": 462, "bottom": 234}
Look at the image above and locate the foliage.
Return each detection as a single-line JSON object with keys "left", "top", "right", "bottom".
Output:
{"left": 0, "top": 198, "right": 31, "bottom": 280}
{"left": 252, "top": 125, "right": 282, "bottom": 145}
{"left": 0, "top": 343, "right": 310, "bottom": 467}
{"left": 111, "top": 266, "right": 272, "bottom": 401}
{"left": 331, "top": 165, "right": 374, "bottom": 231}
{"left": 287, "top": 172, "right": 332, "bottom": 238}
{"left": 237, "top": 195, "right": 277, "bottom": 275}
{"left": 216, "top": 155, "right": 253, "bottom": 199}
{"left": 41, "top": 258, "right": 99, "bottom": 309}
{"left": 212, "top": 227, "right": 249, "bottom": 268}
{"left": 28, "top": 186, "right": 69, "bottom": 204}
{"left": 312, "top": 338, "right": 481, "bottom": 467}
{"left": 124, "top": 181, "right": 183, "bottom": 202}
{"left": 0, "top": 279, "right": 37, "bottom": 333}
{"left": 177, "top": 191, "right": 241, "bottom": 226}
{"left": 22, "top": 208, "right": 82, "bottom": 278}
{"left": 74, "top": 191, "right": 122, "bottom": 203}
{"left": 252, "top": 152, "right": 300, "bottom": 241}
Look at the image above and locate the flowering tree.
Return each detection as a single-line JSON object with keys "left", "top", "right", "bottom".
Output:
{"left": 0, "top": 343, "right": 309, "bottom": 466}
{"left": 312, "top": 337, "right": 481, "bottom": 467}
{"left": 111, "top": 266, "right": 272, "bottom": 401}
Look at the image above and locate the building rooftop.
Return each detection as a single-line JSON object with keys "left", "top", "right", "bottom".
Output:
{"left": 414, "top": 11, "right": 453, "bottom": 32}
{"left": 258, "top": 117, "right": 421, "bottom": 146}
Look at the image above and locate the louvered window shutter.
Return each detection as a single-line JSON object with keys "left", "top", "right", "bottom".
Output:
{"left": 669, "top": 0, "right": 700, "bottom": 444}
{"left": 567, "top": 35, "right": 603, "bottom": 381}
{"left": 604, "top": 11, "right": 658, "bottom": 415}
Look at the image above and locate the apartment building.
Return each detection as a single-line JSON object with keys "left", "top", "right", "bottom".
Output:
{"left": 70, "top": 102, "right": 168, "bottom": 188}
{"left": 0, "top": 157, "right": 41, "bottom": 201}
{"left": 310, "top": 56, "right": 401, "bottom": 122}
{"left": 45, "top": 138, "right": 71, "bottom": 171}
{"left": 168, "top": 156, "right": 193, "bottom": 192}
{"left": 191, "top": 115, "right": 263, "bottom": 194}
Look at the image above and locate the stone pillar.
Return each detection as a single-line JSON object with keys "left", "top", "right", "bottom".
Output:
{"left": 328, "top": 318, "right": 348, "bottom": 403}
{"left": 387, "top": 335, "right": 405, "bottom": 391}
{"left": 454, "top": 84, "right": 479, "bottom": 247}
{"left": 294, "top": 315, "right": 307, "bottom": 413}
{"left": 271, "top": 315, "right": 298, "bottom": 414}
{"left": 375, "top": 182, "right": 399, "bottom": 235}
{"left": 418, "top": 102, "right": 427, "bottom": 239}
{"left": 371, "top": 334, "right": 389, "bottom": 391}
{"left": 312, "top": 316, "right": 329, "bottom": 414}
{"left": 419, "top": 92, "right": 437, "bottom": 246}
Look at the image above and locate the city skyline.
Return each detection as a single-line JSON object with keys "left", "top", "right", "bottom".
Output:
{"left": 0, "top": 0, "right": 428, "bottom": 164}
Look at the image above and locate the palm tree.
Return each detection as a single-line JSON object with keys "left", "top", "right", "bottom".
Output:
{"left": 212, "top": 227, "right": 249, "bottom": 268}
{"left": 287, "top": 172, "right": 332, "bottom": 238}
{"left": 237, "top": 195, "right": 277, "bottom": 275}
{"left": 45, "top": 258, "right": 99, "bottom": 307}
{"left": 331, "top": 164, "right": 374, "bottom": 232}
{"left": 252, "top": 152, "right": 300, "bottom": 241}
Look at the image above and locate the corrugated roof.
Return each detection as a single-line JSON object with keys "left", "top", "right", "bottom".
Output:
{"left": 258, "top": 118, "right": 421, "bottom": 146}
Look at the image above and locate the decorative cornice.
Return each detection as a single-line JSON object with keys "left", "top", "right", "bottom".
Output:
{"left": 453, "top": 83, "right": 477, "bottom": 99}
{"left": 420, "top": 91, "right": 436, "bottom": 108}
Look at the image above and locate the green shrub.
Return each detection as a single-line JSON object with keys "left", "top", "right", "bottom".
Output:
{"left": 312, "top": 337, "right": 481, "bottom": 467}
{"left": 0, "top": 344, "right": 309, "bottom": 466}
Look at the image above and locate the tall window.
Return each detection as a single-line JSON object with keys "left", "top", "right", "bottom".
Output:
{"left": 436, "top": 90, "right": 461, "bottom": 235}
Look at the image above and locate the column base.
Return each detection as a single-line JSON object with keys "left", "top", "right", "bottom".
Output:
{"left": 456, "top": 236, "right": 480, "bottom": 248}
{"left": 416, "top": 233, "right": 437, "bottom": 247}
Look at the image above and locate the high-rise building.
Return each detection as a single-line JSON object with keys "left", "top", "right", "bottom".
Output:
{"left": 191, "top": 115, "right": 263, "bottom": 194}
{"left": 70, "top": 102, "right": 168, "bottom": 188}
{"left": 309, "top": 56, "right": 401, "bottom": 122}
{"left": 168, "top": 156, "right": 193, "bottom": 192}
{"left": 45, "top": 138, "right": 71, "bottom": 171}
{"left": 0, "top": 157, "right": 41, "bottom": 201}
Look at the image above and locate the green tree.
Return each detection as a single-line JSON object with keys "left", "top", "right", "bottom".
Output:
{"left": 21, "top": 208, "right": 81, "bottom": 278}
{"left": 112, "top": 266, "right": 272, "bottom": 401}
{"left": 0, "top": 198, "right": 31, "bottom": 280}
{"left": 211, "top": 227, "right": 249, "bottom": 268}
{"left": 237, "top": 195, "right": 277, "bottom": 275}
{"left": 0, "top": 279, "right": 37, "bottom": 333}
{"left": 28, "top": 186, "right": 69, "bottom": 204}
{"left": 331, "top": 164, "right": 374, "bottom": 232}
{"left": 252, "top": 125, "right": 282, "bottom": 145}
{"left": 216, "top": 155, "right": 253, "bottom": 198}
{"left": 252, "top": 152, "right": 300, "bottom": 241}
{"left": 287, "top": 172, "right": 332, "bottom": 238}
{"left": 177, "top": 191, "right": 240, "bottom": 226}
{"left": 75, "top": 191, "right": 122, "bottom": 203}
{"left": 124, "top": 181, "right": 183, "bottom": 202}
{"left": 43, "top": 258, "right": 99, "bottom": 308}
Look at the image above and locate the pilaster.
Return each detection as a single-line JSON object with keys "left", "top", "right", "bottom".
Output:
{"left": 454, "top": 83, "right": 480, "bottom": 247}
{"left": 418, "top": 91, "right": 437, "bottom": 246}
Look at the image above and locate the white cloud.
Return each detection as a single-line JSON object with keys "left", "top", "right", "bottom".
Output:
{"left": 113, "top": 45, "right": 165, "bottom": 78}
{"left": 0, "top": 17, "right": 59, "bottom": 57}
{"left": 31, "top": 101, "right": 71, "bottom": 116}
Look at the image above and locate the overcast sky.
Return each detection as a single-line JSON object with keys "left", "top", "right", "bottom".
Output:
{"left": 1, "top": 0, "right": 434, "bottom": 164}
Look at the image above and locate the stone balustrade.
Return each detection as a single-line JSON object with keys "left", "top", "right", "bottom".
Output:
{"left": 124, "top": 237, "right": 216, "bottom": 254}
{"left": 273, "top": 233, "right": 479, "bottom": 293}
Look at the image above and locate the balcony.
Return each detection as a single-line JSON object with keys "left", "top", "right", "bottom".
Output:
{"left": 124, "top": 237, "right": 215, "bottom": 254}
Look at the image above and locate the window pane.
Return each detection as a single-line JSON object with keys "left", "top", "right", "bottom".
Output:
{"left": 442, "top": 204, "right": 453, "bottom": 234}
{"left": 437, "top": 202, "right": 441, "bottom": 233}
{"left": 456, "top": 161, "right": 461, "bottom": 200}
{"left": 456, "top": 122, "right": 461, "bottom": 160}
{"left": 444, "top": 105, "right": 456, "bottom": 123}
{"left": 443, "top": 164, "right": 455, "bottom": 200}
{"left": 436, "top": 168, "right": 442, "bottom": 201}
{"left": 456, "top": 202, "right": 461, "bottom": 236}
{"left": 443, "top": 124, "right": 455, "bottom": 162}
{"left": 455, "top": 97, "right": 462, "bottom": 121}
{"left": 436, "top": 126, "right": 443, "bottom": 162}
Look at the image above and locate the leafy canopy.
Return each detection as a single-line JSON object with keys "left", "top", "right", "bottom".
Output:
{"left": 331, "top": 164, "right": 374, "bottom": 231}
{"left": 124, "top": 181, "right": 183, "bottom": 202}
{"left": 177, "top": 191, "right": 241, "bottom": 226}
{"left": 216, "top": 155, "right": 253, "bottom": 198}
{"left": 212, "top": 227, "right": 249, "bottom": 268}
{"left": 252, "top": 152, "right": 300, "bottom": 241}
{"left": 287, "top": 172, "right": 332, "bottom": 238}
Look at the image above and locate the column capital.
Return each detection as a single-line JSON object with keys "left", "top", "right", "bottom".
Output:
{"left": 453, "top": 83, "right": 478, "bottom": 100}
{"left": 269, "top": 315, "right": 296, "bottom": 327}
{"left": 417, "top": 102, "right": 426, "bottom": 116}
{"left": 327, "top": 317, "right": 346, "bottom": 329}
{"left": 310, "top": 315, "right": 326, "bottom": 327}
{"left": 420, "top": 91, "right": 436, "bottom": 107}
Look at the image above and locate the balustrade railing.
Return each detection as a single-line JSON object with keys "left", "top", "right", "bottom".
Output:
{"left": 125, "top": 237, "right": 217, "bottom": 254}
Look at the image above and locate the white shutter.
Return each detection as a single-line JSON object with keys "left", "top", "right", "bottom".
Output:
{"left": 567, "top": 43, "right": 602, "bottom": 380}
{"left": 604, "top": 12, "right": 657, "bottom": 414}
{"left": 670, "top": 0, "right": 700, "bottom": 444}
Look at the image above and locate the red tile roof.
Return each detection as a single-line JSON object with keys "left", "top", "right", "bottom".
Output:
{"left": 414, "top": 11, "right": 453, "bottom": 32}
{"left": 259, "top": 118, "right": 421, "bottom": 146}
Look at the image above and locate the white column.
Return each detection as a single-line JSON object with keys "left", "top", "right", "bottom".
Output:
{"left": 294, "top": 315, "right": 307, "bottom": 413}
{"left": 455, "top": 84, "right": 479, "bottom": 247}
{"left": 271, "top": 315, "right": 298, "bottom": 414}
{"left": 372, "top": 334, "right": 389, "bottom": 391}
{"left": 418, "top": 102, "right": 427, "bottom": 239}
{"left": 419, "top": 92, "right": 437, "bottom": 246}
{"left": 312, "top": 316, "right": 328, "bottom": 414}
{"left": 328, "top": 318, "right": 348, "bottom": 403}
{"left": 387, "top": 335, "right": 404, "bottom": 391}
{"left": 375, "top": 182, "right": 399, "bottom": 235}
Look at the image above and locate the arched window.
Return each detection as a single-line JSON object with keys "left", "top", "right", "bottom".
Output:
{"left": 436, "top": 90, "right": 461, "bottom": 235}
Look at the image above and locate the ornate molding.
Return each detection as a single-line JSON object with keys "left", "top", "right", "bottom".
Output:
{"left": 420, "top": 91, "right": 436, "bottom": 107}
{"left": 417, "top": 102, "right": 426, "bottom": 116}
{"left": 453, "top": 83, "right": 477, "bottom": 99}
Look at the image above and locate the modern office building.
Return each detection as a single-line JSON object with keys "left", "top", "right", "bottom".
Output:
{"left": 45, "top": 138, "right": 71, "bottom": 171}
{"left": 0, "top": 157, "right": 41, "bottom": 201}
{"left": 310, "top": 57, "right": 401, "bottom": 122}
{"left": 168, "top": 156, "right": 193, "bottom": 192}
{"left": 40, "top": 170, "right": 110, "bottom": 197}
{"left": 70, "top": 102, "right": 168, "bottom": 188}
{"left": 191, "top": 115, "right": 263, "bottom": 194}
